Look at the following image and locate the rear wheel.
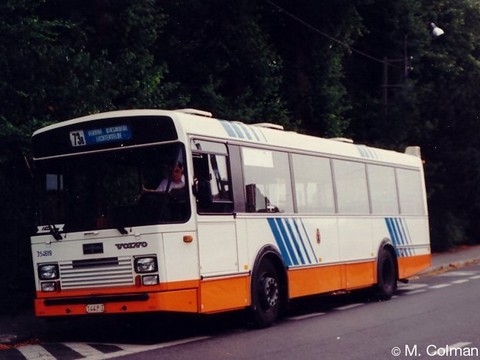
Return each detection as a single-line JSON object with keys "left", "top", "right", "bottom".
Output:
{"left": 250, "top": 259, "right": 282, "bottom": 328}
{"left": 375, "top": 248, "right": 397, "bottom": 300}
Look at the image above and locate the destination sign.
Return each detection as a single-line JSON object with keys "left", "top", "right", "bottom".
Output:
{"left": 69, "top": 125, "right": 132, "bottom": 147}
{"left": 33, "top": 116, "right": 178, "bottom": 159}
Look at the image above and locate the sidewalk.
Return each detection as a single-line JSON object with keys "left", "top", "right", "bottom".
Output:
{"left": 3, "top": 245, "right": 480, "bottom": 347}
{"left": 422, "top": 244, "right": 480, "bottom": 275}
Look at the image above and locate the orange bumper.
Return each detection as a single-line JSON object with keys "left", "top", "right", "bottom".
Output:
{"left": 34, "top": 288, "right": 198, "bottom": 317}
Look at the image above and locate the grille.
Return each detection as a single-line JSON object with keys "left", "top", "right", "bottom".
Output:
{"left": 59, "top": 256, "right": 134, "bottom": 289}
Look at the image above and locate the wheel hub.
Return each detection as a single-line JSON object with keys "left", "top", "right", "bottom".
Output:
{"left": 262, "top": 276, "right": 279, "bottom": 308}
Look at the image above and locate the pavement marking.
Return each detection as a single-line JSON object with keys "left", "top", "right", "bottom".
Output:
{"left": 451, "top": 279, "right": 470, "bottom": 284}
{"left": 335, "top": 303, "right": 364, "bottom": 311}
{"left": 288, "top": 312, "right": 326, "bottom": 321}
{"left": 404, "top": 289, "right": 427, "bottom": 295}
{"left": 63, "top": 342, "right": 106, "bottom": 357}
{"left": 398, "top": 283, "right": 428, "bottom": 291}
{"left": 470, "top": 275, "right": 480, "bottom": 280}
{"left": 438, "top": 271, "right": 479, "bottom": 277}
{"left": 13, "top": 336, "right": 209, "bottom": 360}
{"left": 429, "top": 283, "right": 452, "bottom": 289}
{"left": 17, "top": 344, "right": 57, "bottom": 360}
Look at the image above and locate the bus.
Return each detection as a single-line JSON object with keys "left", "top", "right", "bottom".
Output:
{"left": 31, "top": 108, "right": 430, "bottom": 327}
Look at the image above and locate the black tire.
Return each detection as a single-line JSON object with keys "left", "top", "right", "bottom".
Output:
{"left": 375, "top": 248, "right": 397, "bottom": 300}
{"left": 250, "top": 259, "right": 282, "bottom": 328}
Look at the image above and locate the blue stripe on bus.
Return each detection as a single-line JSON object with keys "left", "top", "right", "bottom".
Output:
{"left": 230, "top": 122, "right": 245, "bottom": 138}
{"left": 299, "top": 219, "right": 319, "bottom": 262}
{"left": 236, "top": 122, "right": 253, "bottom": 140}
{"left": 397, "top": 219, "right": 413, "bottom": 256}
{"left": 385, "top": 218, "right": 400, "bottom": 256}
{"left": 401, "top": 220, "right": 414, "bottom": 256}
{"left": 385, "top": 218, "right": 413, "bottom": 257}
{"left": 219, "top": 120, "right": 267, "bottom": 142}
{"left": 274, "top": 218, "right": 299, "bottom": 265}
{"left": 267, "top": 218, "right": 319, "bottom": 266}
{"left": 267, "top": 218, "right": 294, "bottom": 266}
{"left": 220, "top": 120, "right": 237, "bottom": 137}
{"left": 284, "top": 219, "right": 306, "bottom": 265}
{"left": 252, "top": 126, "right": 267, "bottom": 142}
{"left": 356, "top": 145, "right": 381, "bottom": 160}
{"left": 393, "top": 218, "right": 407, "bottom": 257}
{"left": 291, "top": 219, "right": 313, "bottom": 264}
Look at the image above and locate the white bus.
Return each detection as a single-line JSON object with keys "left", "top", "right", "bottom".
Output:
{"left": 31, "top": 109, "right": 430, "bottom": 327}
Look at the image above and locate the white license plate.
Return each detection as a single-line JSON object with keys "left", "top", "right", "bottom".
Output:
{"left": 86, "top": 304, "right": 105, "bottom": 313}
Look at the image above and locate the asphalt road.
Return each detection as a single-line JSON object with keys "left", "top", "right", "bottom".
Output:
{"left": 123, "top": 265, "right": 480, "bottom": 360}
{"left": 3, "top": 262, "right": 480, "bottom": 360}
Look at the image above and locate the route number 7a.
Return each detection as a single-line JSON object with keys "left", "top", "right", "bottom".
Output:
{"left": 70, "top": 130, "right": 86, "bottom": 147}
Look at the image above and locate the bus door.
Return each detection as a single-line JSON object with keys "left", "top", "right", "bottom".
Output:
{"left": 191, "top": 140, "right": 237, "bottom": 276}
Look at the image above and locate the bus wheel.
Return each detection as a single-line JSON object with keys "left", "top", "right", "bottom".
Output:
{"left": 250, "top": 259, "right": 281, "bottom": 328}
{"left": 375, "top": 248, "right": 397, "bottom": 300}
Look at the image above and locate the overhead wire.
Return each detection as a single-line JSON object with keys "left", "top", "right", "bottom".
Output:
{"left": 264, "top": 0, "right": 394, "bottom": 67}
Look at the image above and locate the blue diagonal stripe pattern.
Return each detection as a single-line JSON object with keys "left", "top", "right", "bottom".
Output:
{"left": 219, "top": 120, "right": 267, "bottom": 142}
{"left": 267, "top": 218, "right": 319, "bottom": 267}
{"left": 356, "top": 145, "right": 381, "bottom": 160}
{"left": 385, "top": 217, "right": 414, "bottom": 257}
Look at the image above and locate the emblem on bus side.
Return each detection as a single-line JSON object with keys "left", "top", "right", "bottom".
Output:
{"left": 115, "top": 241, "right": 148, "bottom": 250}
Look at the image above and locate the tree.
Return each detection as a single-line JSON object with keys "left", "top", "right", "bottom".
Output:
{"left": 0, "top": 0, "right": 173, "bottom": 312}
{"left": 160, "top": 0, "right": 288, "bottom": 124}
{"left": 413, "top": 0, "right": 480, "bottom": 250}
{"left": 263, "top": 0, "right": 367, "bottom": 136}
{"left": 349, "top": 0, "right": 480, "bottom": 250}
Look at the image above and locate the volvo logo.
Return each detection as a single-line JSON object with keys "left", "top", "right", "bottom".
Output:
{"left": 115, "top": 241, "right": 148, "bottom": 250}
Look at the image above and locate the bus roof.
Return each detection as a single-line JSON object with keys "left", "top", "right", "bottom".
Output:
{"left": 33, "top": 109, "right": 422, "bottom": 167}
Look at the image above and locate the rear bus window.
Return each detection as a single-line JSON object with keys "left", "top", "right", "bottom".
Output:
{"left": 396, "top": 168, "right": 426, "bottom": 215}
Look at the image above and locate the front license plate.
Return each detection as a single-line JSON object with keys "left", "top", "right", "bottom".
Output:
{"left": 86, "top": 304, "right": 105, "bottom": 313}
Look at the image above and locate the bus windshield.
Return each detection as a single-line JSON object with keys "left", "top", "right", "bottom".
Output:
{"left": 34, "top": 143, "right": 190, "bottom": 234}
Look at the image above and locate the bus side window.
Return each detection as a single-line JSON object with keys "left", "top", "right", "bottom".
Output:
{"left": 193, "top": 154, "right": 213, "bottom": 210}
{"left": 242, "top": 148, "right": 293, "bottom": 213}
{"left": 192, "top": 140, "right": 234, "bottom": 214}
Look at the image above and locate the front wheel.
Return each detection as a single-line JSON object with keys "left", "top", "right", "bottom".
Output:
{"left": 250, "top": 259, "right": 282, "bottom": 328}
{"left": 375, "top": 248, "right": 397, "bottom": 300}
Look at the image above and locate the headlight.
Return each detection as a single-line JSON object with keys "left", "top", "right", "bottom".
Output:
{"left": 142, "top": 275, "right": 159, "bottom": 286}
{"left": 38, "top": 264, "right": 59, "bottom": 280}
{"left": 134, "top": 257, "right": 157, "bottom": 273}
{"left": 41, "top": 281, "right": 58, "bottom": 292}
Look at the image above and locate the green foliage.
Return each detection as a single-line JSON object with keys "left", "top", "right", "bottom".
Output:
{"left": 3, "top": 0, "right": 480, "bottom": 312}
{"left": 160, "top": 0, "right": 288, "bottom": 124}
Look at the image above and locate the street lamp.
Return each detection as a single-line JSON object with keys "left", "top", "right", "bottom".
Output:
{"left": 431, "top": 23, "right": 445, "bottom": 38}
{"left": 382, "top": 23, "right": 445, "bottom": 109}
{"left": 404, "top": 23, "right": 445, "bottom": 79}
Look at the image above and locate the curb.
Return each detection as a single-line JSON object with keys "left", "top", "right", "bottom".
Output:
{"left": 419, "top": 256, "right": 480, "bottom": 277}
{"left": 0, "top": 333, "right": 33, "bottom": 348}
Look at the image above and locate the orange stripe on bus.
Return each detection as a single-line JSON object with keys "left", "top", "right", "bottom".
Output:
{"left": 287, "top": 261, "right": 376, "bottom": 298}
{"left": 199, "top": 275, "right": 250, "bottom": 313}
{"left": 398, "top": 253, "right": 431, "bottom": 279}
{"left": 345, "top": 261, "right": 376, "bottom": 289}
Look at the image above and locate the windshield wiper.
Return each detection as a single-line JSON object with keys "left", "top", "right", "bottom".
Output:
{"left": 117, "top": 226, "right": 128, "bottom": 235}
{"left": 48, "top": 224, "right": 63, "bottom": 241}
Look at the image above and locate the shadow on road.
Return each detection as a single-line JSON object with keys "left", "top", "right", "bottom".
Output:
{"left": 36, "top": 289, "right": 383, "bottom": 345}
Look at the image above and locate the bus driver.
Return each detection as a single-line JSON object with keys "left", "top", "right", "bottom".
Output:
{"left": 143, "top": 162, "right": 185, "bottom": 193}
